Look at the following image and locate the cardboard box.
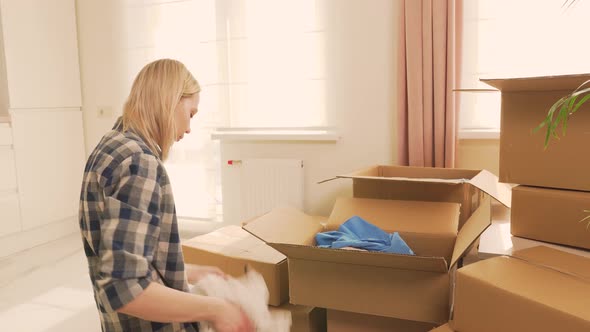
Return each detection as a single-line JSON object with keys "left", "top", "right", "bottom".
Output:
{"left": 271, "top": 304, "right": 326, "bottom": 332}
{"left": 482, "top": 74, "right": 590, "bottom": 191}
{"left": 511, "top": 185, "right": 590, "bottom": 250}
{"left": 182, "top": 225, "right": 288, "bottom": 306}
{"left": 429, "top": 323, "right": 454, "bottom": 332}
{"left": 322, "top": 165, "right": 511, "bottom": 228}
{"left": 327, "top": 310, "right": 437, "bottom": 332}
{"left": 454, "top": 246, "right": 590, "bottom": 332}
{"left": 479, "top": 206, "right": 590, "bottom": 260}
{"left": 244, "top": 192, "right": 501, "bottom": 324}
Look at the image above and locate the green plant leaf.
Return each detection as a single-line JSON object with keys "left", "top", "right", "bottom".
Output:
{"left": 581, "top": 209, "right": 590, "bottom": 230}
{"left": 571, "top": 93, "right": 590, "bottom": 115}
{"left": 536, "top": 79, "right": 590, "bottom": 148}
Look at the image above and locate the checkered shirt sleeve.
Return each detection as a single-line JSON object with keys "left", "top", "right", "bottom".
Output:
{"left": 94, "top": 152, "right": 163, "bottom": 312}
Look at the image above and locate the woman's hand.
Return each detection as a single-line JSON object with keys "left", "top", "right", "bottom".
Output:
{"left": 211, "top": 299, "right": 255, "bottom": 332}
{"left": 186, "top": 264, "right": 227, "bottom": 284}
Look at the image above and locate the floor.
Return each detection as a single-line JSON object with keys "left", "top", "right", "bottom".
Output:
{"left": 0, "top": 234, "right": 100, "bottom": 332}
{"left": 0, "top": 221, "right": 207, "bottom": 332}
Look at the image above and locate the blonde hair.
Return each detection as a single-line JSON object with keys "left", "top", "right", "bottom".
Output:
{"left": 122, "top": 59, "right": 200, "bottom": 160}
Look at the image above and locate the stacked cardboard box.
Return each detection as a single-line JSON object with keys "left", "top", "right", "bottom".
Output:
{"left": 245, "top": 165, "right": 511, "bottom": 331}
{"left": 182, "top": 225, "right": 326, "bottom": 331}
{"left": 483, "top": 74, "right": 590, "bottom": 250}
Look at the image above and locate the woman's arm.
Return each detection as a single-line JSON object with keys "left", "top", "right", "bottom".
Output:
{"left": 117, "top": 282, "right": 252, "bottom": 331}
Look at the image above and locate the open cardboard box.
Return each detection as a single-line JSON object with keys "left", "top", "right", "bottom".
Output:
{"left": 321, "top": 165, "right": 511, "bottom": 228}
{"left": 243, "top": 202, "right": 459, "bottom": 324}
{"left": 182, "top": 225, "right": 289, "bottom": 306}
{"left": 454, "top": 246, "right": 590, "bottom": 332}
{"left": 244, "top": 166, "right": 511, "bottom": 324}
{"left": 482, "top": 74, "right": 590, "bottom": 191}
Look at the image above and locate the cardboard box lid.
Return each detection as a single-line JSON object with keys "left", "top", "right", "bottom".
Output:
{"left": 511, "top": 246, "right": 590, "bottom": 282}
{"left": 481, "top": 73, "right": 590, "bottom": 93}
{"left": 241, "top": 207, "right": 325, "bottom": 246}
{"left": 326, "top": 197, "right": 459, "bottom": 236}
{"left": 182, "top": 225, "right": 286, "bottom": 264}
{"left": 244, "top": 202, "right": 471, "bottom": 273}
{"left": 322, "top": 165, "right": 511, "bottom": 208}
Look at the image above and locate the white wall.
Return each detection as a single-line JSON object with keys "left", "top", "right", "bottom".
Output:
{"left": 0, "top": 0, "right": 85, "bottom": 257}
{"left": 77, "top": 0, "right": 399, "bottom": 219}
{"left": 457, "top": 139, "right": 500, "bottom": 176}
{"left": 76, "top": 0, "right": 129, "bottom": 153}
{"left": 221, "top": 0, "right": 399, "bottom": 218}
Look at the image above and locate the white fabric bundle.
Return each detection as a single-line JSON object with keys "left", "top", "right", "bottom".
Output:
{"left": 191, "top": 269, "right": 291, "bottom": 332}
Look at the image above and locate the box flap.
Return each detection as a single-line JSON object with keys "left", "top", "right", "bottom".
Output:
{"left": 243, "top": 207, "right": 325, "bottom": 246}
{"left": 239, "top": 242, "right": 287, "bottom": 264}
{"left": 467, "top": 169, "right": 512, "bottom": 208}
{"left": 450, "top": 197, "right": 492, "bottom": 268}
{"left": 327, "top": 197, "right": 459, "bottom": 235}
{"left": 182, "top": 226, "right": 286, "bottom": 264}
{"left": 319, "top": 165, "right": 482, "bottom": 184}
{"left": 481, "top": 73, "right": 590, "bottom": 92}
{"left": 269, "top": 243, "right": 449, "bottom": 273}
{"left": 511, "top": 246, "right": 590, "bottom": 282}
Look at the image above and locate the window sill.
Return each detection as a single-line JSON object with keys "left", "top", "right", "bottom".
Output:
{"left": 458, "top": 129, "right": 500, "bottom": 140}
{"left": 211, "top": 127, "right": 340, "bottom": 142}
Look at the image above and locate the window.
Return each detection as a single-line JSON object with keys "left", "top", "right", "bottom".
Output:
{"left": 219, "top": 0, "right": 326, "bottom": 128}
{"left": 123, "top": 0, "right": 325, "bottom": 220}
{"left": 458, "top": 0, "right": 590, "bottom": 133}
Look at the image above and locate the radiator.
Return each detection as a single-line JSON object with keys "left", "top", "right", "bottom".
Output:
{"left": 223, "top": 158, "right": 304, "bottom": 224}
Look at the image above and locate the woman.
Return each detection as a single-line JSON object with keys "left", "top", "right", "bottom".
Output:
{"left": 79, "top": 59, "right": 253, "bottom": 332}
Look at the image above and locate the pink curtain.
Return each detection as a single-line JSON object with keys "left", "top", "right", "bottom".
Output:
{"left": 397, "top": 0, "right": 461, "bottom": 168}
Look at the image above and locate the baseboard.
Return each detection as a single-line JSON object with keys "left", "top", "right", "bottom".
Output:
{"left": 0, "top": 215, "right": 78, "bottom": 258}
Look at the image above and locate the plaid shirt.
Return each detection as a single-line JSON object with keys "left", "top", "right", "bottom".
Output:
{"left": 79, "top": 120, "right": 198, "bottom": 332}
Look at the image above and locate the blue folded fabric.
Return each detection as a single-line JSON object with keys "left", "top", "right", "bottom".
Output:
{"left": 316, "top": 215, "right": 415, "bottom": 255}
